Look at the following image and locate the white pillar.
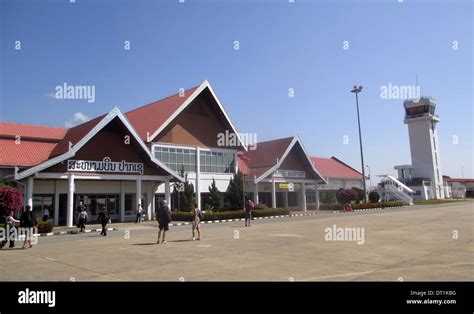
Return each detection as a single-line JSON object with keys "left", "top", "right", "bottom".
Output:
{"left": 151, "top": 183, "right": 157, "bottom": 219}
{"left": 26, "top": 176, "right": 34, "bottom": 208}
{"left": 271, "top": 180, "right": 276, "bottom": 208}
{"left": 147, "top": 182, "right": 153, "bottom": 220}
{"left": 54, "top": 180, "right": 59, "bottom": 225}
{"left": 315, "top": 182, "right": 320, "bottom": 210}
{"left": 254, "top": 182, "right": 259, "bottom": 204}
{"left": 165, "top": 179, "right": 171, "bottom": 209}
{"left": 120, "top": 181, "right": 125, "bottom": 222}
{"left": 302, "top": 182, "right": 307, "bottom": 212}
{"left": 67, "top": 174, "right": 74, "bottom": 227}
{"left": 196, "top": 147, "right": 201, "bottom": 209}
{"left": 136, "top": 176, "right": 142, "bottom": 217}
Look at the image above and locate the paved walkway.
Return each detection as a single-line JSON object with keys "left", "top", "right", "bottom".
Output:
{"left": 1, "top": 201, "right": 472, "bottom": 281}
{"left": 44, "top": 210, "right": 321, "bottom": 234}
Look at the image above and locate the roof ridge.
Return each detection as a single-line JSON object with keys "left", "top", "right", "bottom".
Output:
{"left": 125, "top": 85, "right": 200, "bottom": 115}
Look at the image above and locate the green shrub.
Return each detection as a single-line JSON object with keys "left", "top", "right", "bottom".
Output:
{"left": 319, "top": 201, "right": 404, "bottom": 211}
{"left": 254, "top": 203, "right": 268, "bottom": 210}
{"left": 320, "top": 204, "right": 344, "bottom": 211}
{"left": 37, "top": 221, "right": 54, "bottom": 233}
{"left": 170, "top": 208, "right": 290, "bottom": 221}
{"left": 369, "top": 191, "right": 381, "bottom": 203}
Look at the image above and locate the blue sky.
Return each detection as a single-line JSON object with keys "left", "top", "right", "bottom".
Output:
{"left": 1, "top": 0, "right": 472, "bottom": 181}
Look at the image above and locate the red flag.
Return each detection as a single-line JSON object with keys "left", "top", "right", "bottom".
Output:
{"left": 237, "top": 151, "right": 252, "bottom": 164}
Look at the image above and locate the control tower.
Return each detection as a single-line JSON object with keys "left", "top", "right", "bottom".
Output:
{"left": 394, "top": 97, "right": 445, "bottom": 199}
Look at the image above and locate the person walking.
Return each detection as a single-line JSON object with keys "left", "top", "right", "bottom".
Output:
{"left": 245, "top": 199, "right": 255, "bottom": 227}
{"left": 20, "top": 205, "right": 37, "bottom": 249}
{"left": 97, "top": 205, "right": 111, "bottom": 236}
{"left": 191, "top": 202, "right": 202, "bottom": 241}
{"left": 135, "top": 204, "right": 143, "bottom": 223}
{"left": 77, "top": 207, "right": 88, "bottom": 233}
{"left": 156, "top": 200, "right": 172, "bottom": 244}
{"left": 1, "top": 210, "right": 19, "bottom": 249}
{"left": 42, "top": 206, "right": 50, "bottom": 222}
{"left": 76, "top": 202, "right": 85, "bottom": 226}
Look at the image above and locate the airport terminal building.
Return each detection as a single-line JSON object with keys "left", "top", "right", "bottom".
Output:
{"left": 0, "top": 80, "right": 363, "bottom": 226}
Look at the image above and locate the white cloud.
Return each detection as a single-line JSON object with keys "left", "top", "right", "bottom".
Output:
{"left": 64, "top": 112, "right": 90, "bottom": 128}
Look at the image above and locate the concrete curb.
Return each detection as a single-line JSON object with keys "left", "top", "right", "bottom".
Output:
{"left": 36, "top": 227, "right": 116, "bottom": 237}
{"left": 191, "top": 211, "right": 318, "bottom": 225}
{"left": 332, "top": 205, "right": 408, "bottom": 214}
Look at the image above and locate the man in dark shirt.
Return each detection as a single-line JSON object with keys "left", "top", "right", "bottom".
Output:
{"left": 156, "top": 200, "right": 171, "bottom": 244}
{"left": 97, "top": 205, "right": 110, "bottom": 236}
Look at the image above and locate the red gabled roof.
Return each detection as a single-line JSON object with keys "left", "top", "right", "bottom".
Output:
{"left": 0, "top": 122, "right": 67, "bottom": 167}
{"left": 311, "top": 156, "right": 363, "bottom": 180}
{"left": 0, "top": 85, "right": 201, "bottom": 168}
{"left": 239, "top": 137, "right": 294, "bottom": 178}
{"left": 0, "top": 139, "right": 58, "bottom": 167}
{"left": 125, "top": 86, "right": 199, "bottom": 141}
{"left": 0, "top": 122, "right": 67, "bottom": 140}
{"left": 49, "top": 114, "right": 105, "bottom": 157}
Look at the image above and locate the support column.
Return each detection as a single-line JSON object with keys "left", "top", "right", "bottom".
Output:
{"left": 164, "top": 179, "right": 171, "bottom": 209}
{"left": 120, "top": 181, "right": 125, "bottom": 222}
{"left": 67, "top": 174, "right": 74, "bottom": 227}
{"left": 284, "top": 190, "right": 289, "bottom": 209}
{"left": 315, "top": 182, "right": 320, "bottom": 210}
{"left": 302, "top": 182, "right": 307, "bottom": 212}
{"left": 136, "top": 176, "right": 142, "bottom": 218}
{"left": 26, "top": 176, "right": 34, "bottom": 208}
{"left": 271, "top": 180, "right": 276, "bottom": 208}
{"left": 151, "top": 183, "right": 157, "bottom": 219}
{"left": 196, "top": 147, "right": 201, "bottom": 209}
{"left": 147, "top": 182, "right": 153, "bottom": 220}
{"left": 54, "top": 180, "right": 59, "bottom": 225}
{"left": 254, "top": 182, "right": 259, "bottom": 204}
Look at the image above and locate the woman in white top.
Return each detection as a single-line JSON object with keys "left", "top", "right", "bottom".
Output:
{"left": 1, "top": 210, "right": 20, "bottom": 249}
{"left": 191, "top": 202, "right": 201, "bottom": 241}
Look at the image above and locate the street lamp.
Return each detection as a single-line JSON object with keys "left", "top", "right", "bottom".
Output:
{"left": 351, "top": 85, "right": 368, "bottom": 202}
{"left": 366, "top": 165, "right": 372, "bottom": 190}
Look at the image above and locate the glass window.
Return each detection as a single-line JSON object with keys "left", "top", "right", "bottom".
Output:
{"left": 107, "top": 195, "right": 118, "bottom": 215}
{"left": 161, "top": 152, "right": 169, "bottom": 163}
{"left": 169, "top": 152, "right": 177, "bottom": 163}
{"left": 125, "top": 194, "right": 133, "bottom": 216}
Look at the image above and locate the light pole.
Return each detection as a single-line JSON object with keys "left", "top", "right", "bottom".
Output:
{"left": 351, "top": 85, "right": 368, "bottom": 203}
{"left": 366, "top": 165, "right": 372, "bottom": 190}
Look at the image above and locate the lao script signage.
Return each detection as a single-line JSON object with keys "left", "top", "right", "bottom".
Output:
{"left": 67, "top": 157, "right": 144, "bottom": 175}
{"left": 273, "top": 170, "right": 306, "bottom": 178}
